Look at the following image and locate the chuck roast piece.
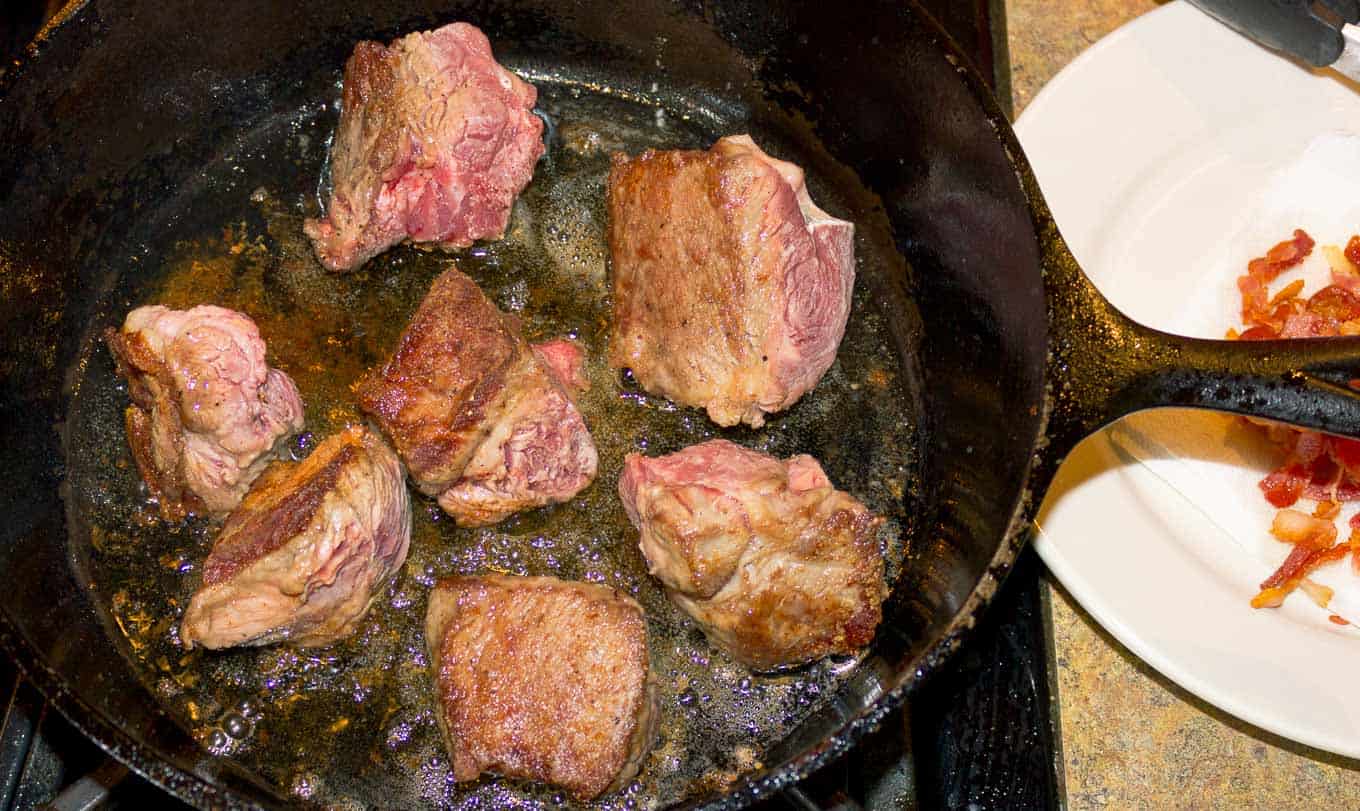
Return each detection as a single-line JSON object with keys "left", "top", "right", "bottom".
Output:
{"left": 608, "top": 134, "right": 855, "bottom": 427}
{"left": 618, "top": 439, "right": 885, "bottom": 671}
{"left": 357, "top": 266, "right": 597, "bottom": 526}
{"left": 424, "top": 575, "right": 657, "bottom": 799}
{"left": 303, "top": 22, "right": 545, "bottom": 272}
{"left": 180, "top": 425, "right": 410, "bottom": 649}
{"left": 104, "top": 305, "right": 305, "bottom": 521}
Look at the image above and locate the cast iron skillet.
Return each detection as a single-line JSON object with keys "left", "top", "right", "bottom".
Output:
{"left": 5, "top": 0, "right": 1360, "bottom": 808}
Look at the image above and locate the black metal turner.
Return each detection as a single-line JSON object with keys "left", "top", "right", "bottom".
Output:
{"left": 1188, "top": 0, "right": 1360, "bottom": 80}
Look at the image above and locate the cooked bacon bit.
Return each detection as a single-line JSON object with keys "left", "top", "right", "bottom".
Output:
{"left": 1332, "top": 271, "right": 1360, "bottom": 293}
{"left": 1238, "top": 274, "right": 1271, "bottom": 325}
{"left": 1329, "top": 614, "right": 1349, "bottom": 625}
{"left": 1238, "top": 324, "right": 1279, "bottom": 341}
{"left": 1281, "top": 310, "right": 1332, "bottom": 337}
{"left": 1263, "top": 544, "right": 1348, "bottom": 588}
{"left": 1261, "top": 465, "right": 1309, "bottom": 507}
{"left": 1251, "top": 586, "right": 1288, "bottom": 609}
{"left": 1305, "top": 473, "right": 1360, "bottom": 502}
{"left": 1248, "top": 229, "right": 1314, "bottom": 282}
{"left": 1270, "top": 508, "right": 1338, "bottom": 547}
{"left": 1270, "top": 279, "right": 1306, "bottom": 305}
{"left": 1260, "top": 465, "right": 1308, "bottom": 507}
{"left": 1350, "top": 526, "right": 1360, "bottom": 576}
{"left": 1232, "top": 230, "right": 1360, "bottom": 610}
{"left": 1346, "top": 235, "right": 1360, "bottom": 268}
{"left": 1308, "top": 284, "right": 1360, "bottom": 322}
{"left": 1276, "top": 228, "right": 1315, "bottom": 267}
{"left": 1238, "top": 229, "right": 1316, "bottom": 327}
{"left": 1273, "top": 301, "right": 1303, "bottom": 323}
{"left": 1253, "top": 542, "right": 1350, "bottom": 609}
{"left": 1301, "top": 579, "right": 1334, "bottom": 608}
{"left": 1330, "top": 437, "right": 1360, "bottom": 479}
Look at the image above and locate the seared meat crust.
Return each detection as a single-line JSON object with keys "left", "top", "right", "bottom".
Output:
{"left": 104, "top": 305, "right": 304, "bottom": 521}
{"left": 619, "top": 439, "right": 885, "bottom": 670}
{"left": 180, "top": 424, "right": 410, "bottom": 649}
{"left": 357, "top": 267, "right": 596, "bottom": 525}
{"left": 303, "top": 22, "right": 544, "bottom": 271}
{"left": 608, "top": 135, "right": 854, "bottom": 427}
{"left": 425, "top": 575, "right": 657, "bottom": 799}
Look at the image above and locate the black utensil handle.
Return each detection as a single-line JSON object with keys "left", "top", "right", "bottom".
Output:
{"left": 1186, "top": 0, "right": 1358, "bottom": 67}
{"left": 1036, "top": 225, "right": 1360, "bottom": 466}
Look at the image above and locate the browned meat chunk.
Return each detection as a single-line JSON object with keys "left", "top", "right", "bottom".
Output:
{"left": 104, "top": 305, "right": 305, "bottom": 521}
{"left": 618, "top": 439, "right": 885, "bottom": 670}
{"left": 608, "top": 134, "right": 855, "bottom": 427}
{"left": 180, "top": 425, "right": 410, "bottom": 649}
{"left": 424, "top": 575, "right": 657, "bottom": 799}
{"left": 356, "top": 267, "right": 597, "bottom": 525}
{"left": 303, "top": 22, "right": 545, "bottom": 272}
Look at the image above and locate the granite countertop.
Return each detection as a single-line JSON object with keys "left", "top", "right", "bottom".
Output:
{"left": 1005, "top": 1, "right": 1360, "bottom": 806}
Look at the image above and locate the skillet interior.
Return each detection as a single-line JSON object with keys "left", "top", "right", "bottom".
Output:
{"left": 0, "top": 0, "right": 1049, "bottom": 807}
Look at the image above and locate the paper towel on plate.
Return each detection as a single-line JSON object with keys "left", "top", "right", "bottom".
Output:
{"left": 1110, "top": 132, "right": 1360, "bottom": 624}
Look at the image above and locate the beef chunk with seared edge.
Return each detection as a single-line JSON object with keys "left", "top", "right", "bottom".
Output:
{"left": 180, "top": 425, "right": 411, "bottom": 649}
{"left": 619, "top": 439, "right": 885, "bottom": 671}
{"left": 304, "top": 22, "right": 544, "bottom": 272}
{"left": 425, "top": 575, "right": 658, "bottom": 799}
{"left": 104, "top": 305, "right": 305, "bottom": 521}
{"left": 356, "top": 266, "right": 597, "bottom": 525}
{"left": 608, "top": 134, "right": 855, "bottom": 427}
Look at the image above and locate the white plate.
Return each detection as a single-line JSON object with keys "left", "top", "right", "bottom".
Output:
{"left": 1015, "top": 1, "right": 1360, "bottom": 758}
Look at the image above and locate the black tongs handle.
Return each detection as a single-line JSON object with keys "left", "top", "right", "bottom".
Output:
{"left": 1188, "top": 0, "right": 1360, "bottom": 74}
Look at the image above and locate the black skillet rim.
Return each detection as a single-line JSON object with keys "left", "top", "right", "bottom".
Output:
{"left": 0, "top": 1, "right": 1054, "bottom": 807}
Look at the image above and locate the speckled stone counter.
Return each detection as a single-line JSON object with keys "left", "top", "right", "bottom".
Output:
{"left": 1006, "top": 1, "right": 1360, "bottom": 807}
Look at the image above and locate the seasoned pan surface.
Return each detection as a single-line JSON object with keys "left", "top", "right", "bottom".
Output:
{"left": 62, "top": 75, "right": 921, "bottom": 808}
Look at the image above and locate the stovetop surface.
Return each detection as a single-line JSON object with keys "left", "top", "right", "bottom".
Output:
{"left": 0, "top": 2, "right": 1059, "bottom": 808}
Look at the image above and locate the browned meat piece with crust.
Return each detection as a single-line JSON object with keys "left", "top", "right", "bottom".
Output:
{"left": 356, "top": 267, "right": 597, "bottom": 525}
{"left": 303, "top": 22, "right": 545, "bottom": 272}
{"left": 424, "top": 575, "right": 657, "bottom": 799}
{"left": 104, "top": 305, "right": 305, "bottom": 521}
{"left": 618, "top": 439, "right": 885, "bottom": 671}
{"left": 608, "top": 134, "right": 855, "bottom": 427}
{"left": 180, "top": 425, "right": 410, "bottom": 649}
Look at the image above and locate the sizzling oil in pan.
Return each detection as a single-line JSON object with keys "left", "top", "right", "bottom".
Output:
{"left": 64, "top": 80, "right": 919, "bottom": 808}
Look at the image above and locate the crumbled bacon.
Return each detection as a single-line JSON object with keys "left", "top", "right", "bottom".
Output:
{"left": 1238, "top": 274, "right": 1271, "bottom": 327}
{"left": 1234, "top": 229, "right": 1360, "bottom": 615}
{"left": 1331, "top": 437, "right": 1360, "bottom": 478}
{"left": 1238, "top": 324, "right": 1279, "bottom": 341}
{"left": 1315, "top": 500, "right": 1341, "bottom": 520}
{"left": 1350, "top": 523, "right": 1360, "bottom": 575}
{"left": 1270, "top": 278, "right": 1306, "bottom": 306}
{"left": 1260, "top": 465, "right": 1307, "bottom": 508}
{"left": 1302, "top": 472, "right": 1360, "bottom": 503}
{"left": 1280, "top": 310, "right": 1330, "bottom": 337}
{"left": 1251, "top": 542, "right": 1349, "bottom": 608}
{"left": 1270, "top": 508, "right": 1337, "bottom": 547}
{"left": 1236, "top": 229, "right": 1316, "bottom": 331}
{"left": 1308, "top": 284, "right": 1360, "bottom": 322}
